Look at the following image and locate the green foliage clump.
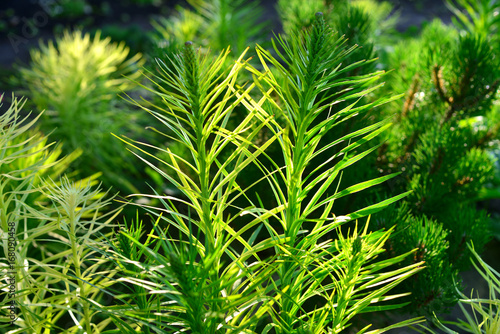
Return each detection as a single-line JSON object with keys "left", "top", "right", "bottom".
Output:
{"left": 390, "top": 215, "right": 458, "bottom": 313}
{"left": 366, "top": 6, "right": 500, "bottom": 315}
{"left": 1, "top": 0, "right": 500, "bottom": 332}
{"left": 151, "top": 0, "right": 267, "bottom": 59}
{"left": 0, "top": 96, "right": 118, "bottom": 333}
{"left": 0, "top": 96, "right": 83, "bottom": 233}
{"left": 278, "top": 0, "right": 333, "bottom": 33}
{"left": 98, "top": 11, "right": 427, "bottom": 333}
{"left": 446, "top": 0, "right": 500, "bottom": 42}
{"left": 20, "top": 30, "right": 144, "bottom": 194}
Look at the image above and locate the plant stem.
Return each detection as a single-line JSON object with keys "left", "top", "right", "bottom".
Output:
{"left": 184, "top": 41, "right": 218, "bottom": 332}
{"left": 278, "top": 14, "right": 327, "bottom": 329}
{"left": 68, "top": 199, "right": 92, "bottom": 334}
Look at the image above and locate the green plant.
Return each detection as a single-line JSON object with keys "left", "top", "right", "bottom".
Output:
{"left": 361, "top": 12, "right": 500, "bottom": 316}
{"left": 151, "top": 0, "right": 267, "bottom": 57}
{"left": 0, "top": 95, "right": 121, "bottom": 333}
{"left": 2, "top": 0, "right": 498, "bottom": 332}
{"left": 249, "top": 12, "right": 423, "bottom": 333}
{"left": 275, "top": 0, "right": 500, "bottom": 319}
{"left": 278, "top": 0, "right": 333, "bottom": 33}
{"left": 0, "top": 96, "right": 49, "bottom": 272}
{"left": 446, "top": 0, "right": 500, "bottom": 40}
{"left": 103, "top": 12, "right": 425, "bottom": 333}
{"left": 278, "top": 0, "right": 396, "bottom": 43}
{"left": 0, "top": 95, "right": 89, "bottom": 245}
{"left": 20, "top": 30, "right": 144, "bottom": 194}
{"left": 412, "top": 243, "right": 500, "bottom": 334}
{"left": 111, "top": 39, "right": 280, "bottom": 333}
{"left": 146, "top": 0, "right": 272, "bottom": 198}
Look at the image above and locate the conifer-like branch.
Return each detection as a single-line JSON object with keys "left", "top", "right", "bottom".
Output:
{"left": 433, "top": 64, "right": 453, "bottom": 106}
{"left": 402, "top": 75, "right": 420, "bottom": 118}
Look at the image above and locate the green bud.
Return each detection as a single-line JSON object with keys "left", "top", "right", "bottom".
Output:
{"left": 182, "top": 40, "right": 199, "bottom": 99}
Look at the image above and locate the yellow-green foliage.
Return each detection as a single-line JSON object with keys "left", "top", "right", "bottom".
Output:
{"left": 0, "top": 96, "right": 81, "bottom": 232}
{"left": 152, "top": 7, "right": 204, "bottom": 48}
{"left": 0, "top": 96, "right": 113, "bottom": 333}
{"left": 21, "top": 30, "right": 144, "bottom": 192}
{"left": 22, "top": 30, "right": 142, "bottom": 118}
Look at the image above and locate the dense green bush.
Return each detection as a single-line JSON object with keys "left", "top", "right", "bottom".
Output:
{"left": 365, "top": 11, "right": 500, "bottom": 315}
{"left": 20, "top": 30, "right": 144, "bottom": 194}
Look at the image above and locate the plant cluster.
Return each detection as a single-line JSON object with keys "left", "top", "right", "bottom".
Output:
{"left": 19, "top": 30, "right": 144, "bottom": 194}
{"left": 272, "top": 0, "right": 497, "bottom": 315}
{"left": 0, "top": 95, "right": 117, "bottom": 333}
{"left": 106, "top": 14, "right": 424, "bottom": 332}
{"left": 1, "top": 0, "right": 499, "bottom": 333}
{"left": 360, "top": 0, "right": 500, "bottom": 315}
